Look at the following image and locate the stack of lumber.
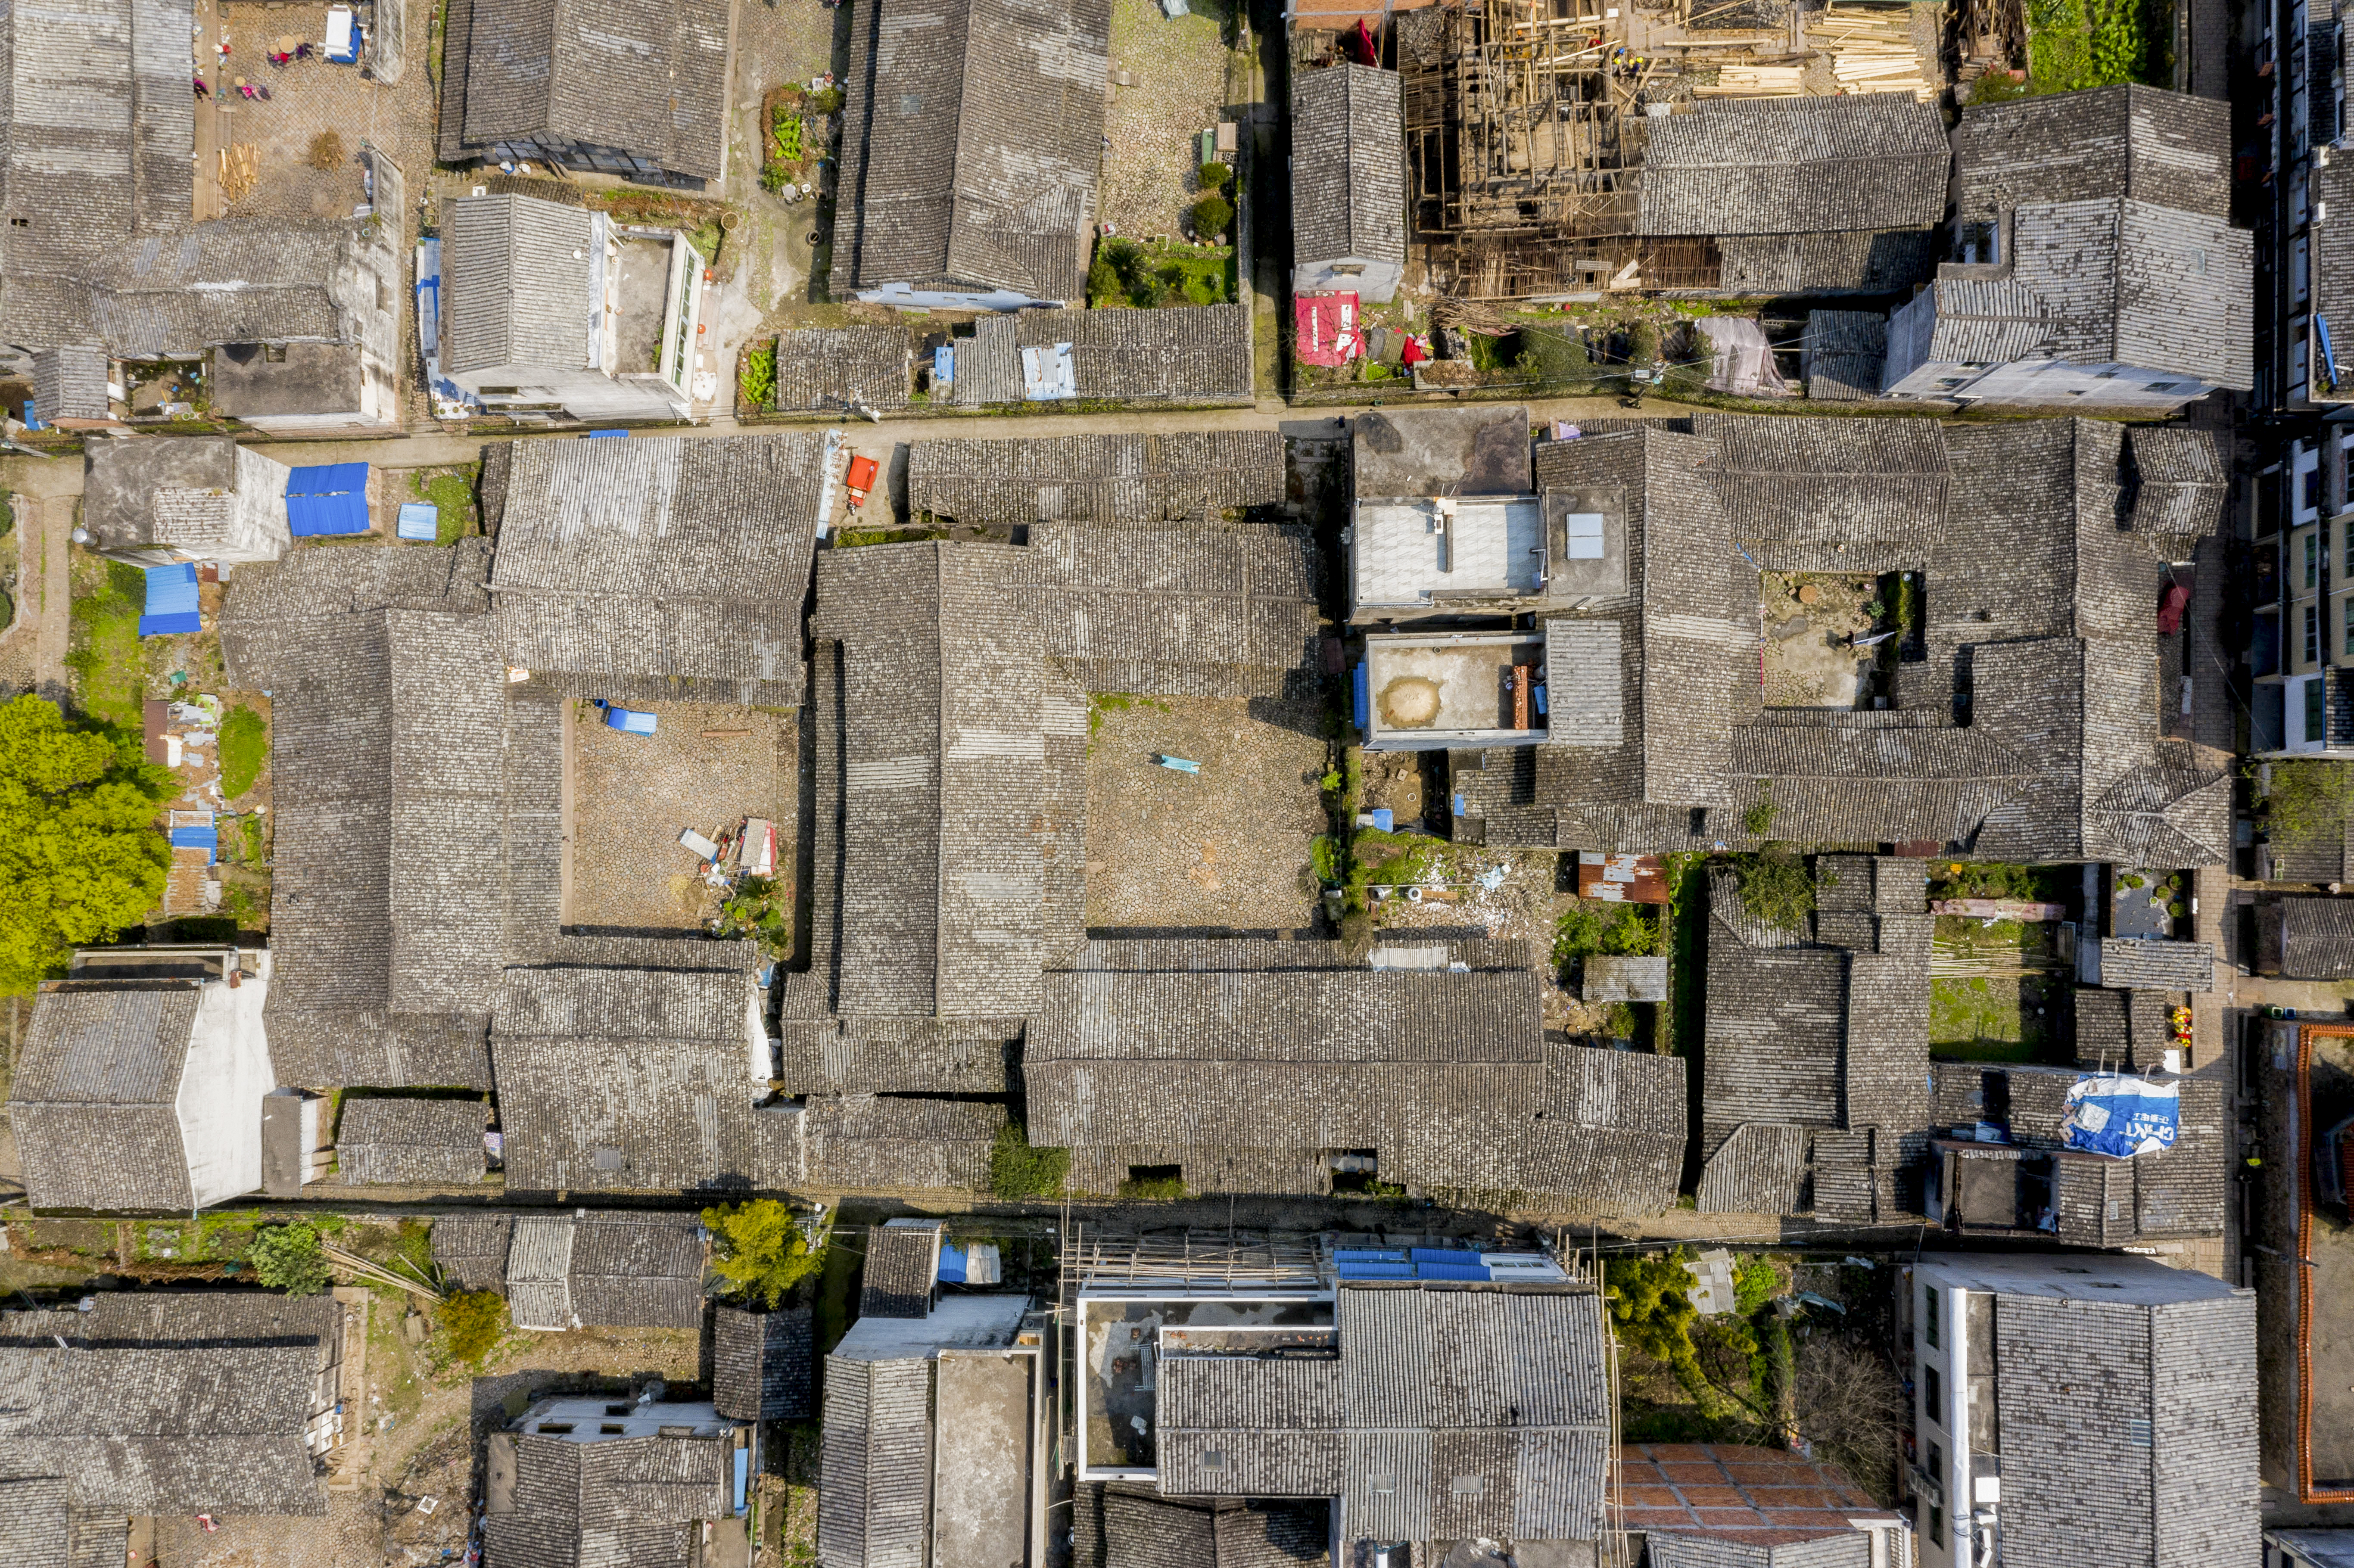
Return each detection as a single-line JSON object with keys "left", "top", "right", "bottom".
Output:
{"left": 1812, "top": 4, "right": 1934, "bottom": 99}
{"left": 1692, "top": 61, "right": 1806, "bottom": 95}
{"left": 218, "top": 142, "right": 259, "bottom": 202}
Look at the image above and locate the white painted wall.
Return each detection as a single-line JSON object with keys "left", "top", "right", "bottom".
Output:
{"left": 175, "top": 970, "right": 274, "bottom": 1207}
{"left": 228, "top": 446, "right": 294, "bottom": 562}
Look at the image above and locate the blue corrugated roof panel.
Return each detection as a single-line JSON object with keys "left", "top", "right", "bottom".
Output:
{"left": 140, "top": 563, "right": 201, "bottom": 636}
{"left": 585, "top": 428, "right": 631, "bottom": 438}
{"left": 1333, "top": 1248, "right": 1408, "bottom": 1263}
{"left": 286, "top": 463, "right": 371, "bottom": 536}
{"left": 1412, "top": 1261, "right": 1491, "bottom": 1282}
{"left": 604, "top": 706, "right": 658, "bottom": 735}
{"left": 169, "top": 824, "right": 218, "bottom": 864}
{"left": 1410, "top": 1248, "right": 1485, "bottom": 1266}
{"left": 1353, "top": 662, "right": 1370, "bottom": 728}
{"left": 1335, "top": 1260, "right": 1416, "bottom": 1280}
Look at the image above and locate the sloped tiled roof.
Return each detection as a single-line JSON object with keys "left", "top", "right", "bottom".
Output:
{"left": 486, "top": 434, "right": 827, "bottom": 706}
{"left": 2098, "top": 937, "right": 2215, "bottom": 990}
{"left": 491, "top": 965, "right": 771, "bottom": 1193}
{"left": 482, "top": 1430, "right": 733, "bottom": 1568}
{"left": 1716, "top": 228, "right": 1937, "bottom": 295}
{"left": 334, "top": 1096, "right": 488, "bottom": 1185}
{"left": 1291, "top": 64, "right": 1405, "bottom": 268}
{"left": 907, "top": 431, "right": 1285, "bottom": 526}
{"left": 837, "top": 0, "right": 1109, "bottom": 300}
{"left": 771, "top": 325, "right": 913, "bottom": 412}
{"left": 430, "top": 1213, "right": 515, "bottom": 1292}
{"left": 503, "top": 1212, "right": 706, "bottom": 1331}
{"left": 1072, "top": 1486, "right": 1329, "bottom": 1568}
{"left": 7, "top": 985, "right": 197, "bottom": 1211}
{"left": 713, "top": 1306, "right": 814, "bottom": 1421}
{"left": 0, "top": 1292, "right": 341, "bottom": 1517}
{"left": 1952, "top": 83, "right": 2230, "bottom": 225}
{"left": 1158, "top": 1284, "right": 1612, "bottom": 1544}
{"left": 441, "top": 194, "right": 596, "bottom": 376}
{"left": 440, "top": 0, "right": 730, "bottom": 180}
{"left": 1636, "top": 94, "right": 1949, "bottom": 237}
{"left": 859, "top": 1221, "right": 942, "bottom": 1319}
{"left": 2276, "top": 896, "right": 2354, "bottom": 979}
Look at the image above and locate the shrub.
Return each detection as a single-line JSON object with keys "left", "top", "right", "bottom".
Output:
{"left": 2263, "top": 759, "right": 2354, "bottom": 856}
{"left": 1119, "top": 1172, "right": 1188, "bottom": 1200}
{"left": 1733, "top": 845, "right": 1815, "bottom": 931}
{"left": 810, "top": 86, "right": 844, "bottom": 114}
{"left": 738, "top": 343, "right": 776, "bottom": 408}
{"left": 1515, "top": 326, "right": 1590, "bottom": 383}
{"left": 1625, "top": 317, "right": 1662, "bottom": 367}
{"left": 701, "top": 1199, "right": 827, "bottom": 1309}
{"left": 1732, "top": 1255, "right": 1779, "bottom": 1315}
{"left": 1551, "top": 901, "right": 1658, "bottom": 968}
{"left": 1606, "top": 1248, "right": 1726, "bottom": 1415}
{"left": 218, "top": 705, "right": 267, "bottom": 799}
{"left": 1196, "top": 161, "right": 1232, "bottom": 191}
{"left": 989, "top": 1123, "right": 1070, "bottom": 1200}
{"left": 439, "top": 1290, "right": 506, "bottom": 1365}
{"left": 249, "top": 1223, "right": 331, "bottom": 1295}
{"left": 1189, "top": 195, "right": 1233, "bottom": 239}
{"left": 1968, "top": 69, "right": 2032, "bottom": 104}
{"left": 1739, "top": 791, "right": 1776, "bottom": 840}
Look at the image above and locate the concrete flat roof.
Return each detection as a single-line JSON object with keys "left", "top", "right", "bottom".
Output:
{"left": 832, "top": 1294, "right": 1029, "bottom": 1362}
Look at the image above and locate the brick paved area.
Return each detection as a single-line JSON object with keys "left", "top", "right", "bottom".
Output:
{"left": 1101, "top": 0, "right": 1241, "bottom": 241}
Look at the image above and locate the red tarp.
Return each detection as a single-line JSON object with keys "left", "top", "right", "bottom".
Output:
{"left": 2156, "top": 581, "right": 2191, "bottom": 634}
{"left": 1296, "top": 291, "right": 1362, "bottom": 367}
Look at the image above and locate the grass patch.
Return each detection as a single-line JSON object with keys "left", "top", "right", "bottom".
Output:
{"left": 65, "top": 557, "right": 146, "bottom": 732}
{"left": 1551, "top": 900, "right": 1662, "bottom": 968}
{"left": 1928, "top": 974, "right": 2058, "bottom": 1060}
{"left": 1118, "top": 1172, "right": 1189, "bottom": 1201}
{"left": 408, "top": 466, "right": 479, "bottom": 543}
{"left": 988, "top": 1123, "right": 1070, "bottom": 1200}
{"left": 1088, "top": 237, "right": 1236, "bottom": 308}
{"left": 218, "top": 704, "right": 267, "bottom": 799}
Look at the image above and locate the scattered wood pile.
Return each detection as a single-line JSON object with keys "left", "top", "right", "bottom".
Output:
{"left": 1693, "top": 62, "right": 1806, "bottom": 96}
{"left": 1810, "top": 4, "right": 1934, "bottom": 100}
{"left": 219, "top": 142, "right": 259, "bottom": 202}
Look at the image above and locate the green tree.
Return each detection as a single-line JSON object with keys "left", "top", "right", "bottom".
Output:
{"left": 1733, "top": 845, "right": 1816, "bottom": 931}
{"left": 1196, "top": 162, "right": 1232, "bottom": 191}
{"left": 1606, "top": 1248, "right": 1726, "bottom": 1415}
{"left": 1189, "top": 195, "right": 1233, "bottom": 239}
{"left": 989, "top": 1123, "right": 1070, "bottom": 1200}
{"left": 0, "top": 695, "right": 172, "bottom": 995}
{"left": 249, "top": 1223, "right": 332, "bottom": 1295}
{"left": 701, "top": 1198, "right": 827, "bottom": 1308}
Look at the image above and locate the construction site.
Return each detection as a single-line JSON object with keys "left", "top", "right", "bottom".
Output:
{"left": 1294, "top": 0, "right": 1952, "bottom": 299}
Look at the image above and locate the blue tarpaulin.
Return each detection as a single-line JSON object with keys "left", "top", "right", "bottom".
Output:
{"left": 933, "top": 345, "right": 955, "bottom": 386}
{"left": 602, "top": 705, "right": 657, "bottom": 735}
{"left": 286, "top": 463, "right": 370, "bottom": 536}
{"left": 139, "top": 563, "right": 202, "bottom": 636}
{"left": 396, "top": 502, "right": 438, "bottom": 541}
{"left": 169, "top": 823, "right": 218, "bottom": 863}
{"left": 939, "top": 1242, "right": 968, "bottom": 1283}
{"left": 1353, "top": 663, "right": 1370, "bottom": 729}
{"left": 2062, "top": 1074, "right": 2180, "bottom": 1158}
{"left": 585, "top": 428, "right": 630, "bottom": 438}
{"left": 1336, "top": 1245, "right": 1495, "bottom": 1282}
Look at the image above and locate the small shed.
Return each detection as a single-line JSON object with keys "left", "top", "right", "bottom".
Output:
{"left": 1584, "top": 954, "right": 1668, "bottom": 1003}
{"left": 285, "top": 463, "right": 371, "bottom": 536}
{"left": 139, "top": 563, "right": 202, "bottom": 636}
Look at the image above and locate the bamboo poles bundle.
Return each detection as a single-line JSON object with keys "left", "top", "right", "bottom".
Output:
{"left": 321, "top": 1240, "right": 445, "bottom": 1301}
{"left": 218, "top": 142, "right": 259, "bottom": 202}
{"left": 1812, "top": 3, "right": 1934, "bottom": 99}
{"left": 1692, "top": 62, "right": 1807, "bottom": 95}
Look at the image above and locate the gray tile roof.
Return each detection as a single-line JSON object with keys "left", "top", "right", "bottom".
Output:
{"left": 1510, "top": 418, "right": 2232, "bottom": 863}
{"left": 859, "top": 1221, "right": 942, "bottom": 1319}
{"left": 1029, "top": 522, "right": 1322, "bottom": 699}
{"left": 502, "top": 1212, "right": 707, "bottom": 1330}
{"left": 482, "top": 1429, "right": 734, "bottom": 1568}
{"left": 1984, "top": 1286, "right": 2255, "bottom": 1564}
{"left": 1716, "top": 229, "right": 1937, "bottom": 295}
{"left": 800, "top": 1093, "right": 1007, "bottom": 1190}
{"left": 220, "top": 563, "right": 506, "bottom": 1089}
{"left": 1952, "top": 84, "right": 2230, "bottom": 225}
{"left": 1636, "top": 94, "right": 1949, "bottom": 237}
{"left": 1801, "top": 310, "right": 1888, "bottom": 401}
{"left": 2272, "top": 896, "right": 2354, "bottom": 979}
{"left": 770, "top": 325, "right": 914, "bottom": 412}
{"left": 713, "top": 1306, "right": 813, "bottom": 1420}
{"left": 837, "top": 0, "right": 1109, "bottom": 300}
{"left": 818, "top": 1355, "right": 933, "bottom": 1566}
{"left": 1158, "top": 1283, "right": 1611, "bottom": 1544}
{"left": 777, "top": 1015, "right": 1019, "bottom": 1095}
{"left": 1071, "top": 1486, "right": 1329, "bottom": 1568}
{"left": 0, "top": 0, "right": 191, "bottom": 261}
{"left": 334, "top": 1096, "right": 488, "bottom": 1185}
{"left": 2315, "top": 156, "right": 2354, "bottom": 359}
{"left": 1024, "top": 942, "right": 1685, "bottom": 1211}
{"left": 1009, "top": 305, "right": 1256, "bottom": 402}
{"left": 2098, "top": 937, "right": 2215, "bottom": 991}
{"left": 486, "top": 434, "right": 827, "bottom": 705}
{"left": 7, "top": 984, "right": 197, "bottom": 1211}
{"left": 491, "top": 964, "right": 772, "bottom": 1193}
{"left": 2070, "top": 983, "right": 2173, "bottom": 1069}
{"left": 0, "top": 1291, "right": 342, "bottom": 1517}
{"left": 442, "top": 0, "right": 730, "bottom": 180}
{"left": 806, "top": 542, "right": 1085, "bottom": 1020}
{"left": 430, "top": 1213, "right": 516, "bottom": 1292}
{"left": 441, "top": 195, "right": 597, "bottom": 377}
{"left": 1291, "top": 64, "right": 1405, "bottom": 270}
{"left": 1696, "top": 858, "right": 1929, "bottom": 1218}
{"left": 32, "top": 345, "right": 109, "bottom": 423}
{"left": 906, "top": 431, "right": 1285, "bottom": 526}
{"left": 1927, "top": 1061, "right": 2227, "bottom": 1243}
{"left": 2127, "top": 425, "right": 2229, "bottom": 548}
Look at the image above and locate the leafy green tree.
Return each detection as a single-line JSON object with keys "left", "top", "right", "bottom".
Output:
{"left": 1196, "top": 161, "right": 1232, "bottom": 191}
{"left": 249, "top": 1223, "right": 331, "bottom": 1295}
{"left": 0, "top": 695, "right": 172, "bottom": 994}
{"left": 1189, "top": 195, "right": 1233, "bottom": 239}
{"left": 1607, "top": 1248, "right": 1727, "bottom": 1416}
{"left": 701, "top": 1199, "right": 827, "bottom": 1308}
{"left": 1733, "top": 845, "right": 1816, "bottom": 931}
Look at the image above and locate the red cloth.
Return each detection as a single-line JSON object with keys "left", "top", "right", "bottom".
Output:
{"left": 1401, "top": 335, "right": 1426, "bottom": 367}
{"left": 2156, "top": 581, "right": 2191, "bottom": 634}
{"left": 1295, "top": 292, "right": 1362, "bottom": 367}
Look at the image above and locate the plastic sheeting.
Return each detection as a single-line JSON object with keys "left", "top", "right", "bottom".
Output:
{"left": 2062, "top": 1074, "right": 2180, "bottom": 1158}
{"left": 1296, "top": 291, "right": 1362, "bottom": 367}
{"left": 1695, "top": 316, "right": 1790, "bottom": 398}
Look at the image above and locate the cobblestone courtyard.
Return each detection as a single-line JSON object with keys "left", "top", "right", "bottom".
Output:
{"left": 1100, "top": 0, "right": 1241, "bottom": 240}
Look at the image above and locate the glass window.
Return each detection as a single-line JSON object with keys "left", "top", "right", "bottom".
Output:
{"left": 1930, "top": 1506, "right": 1944, "bottom": 1547}
{"left": 1923, "top": 1363, "right": 1943, "bottom": 1428}
{"left": 2309, "top": 468, "right": 2327, "bottom": 513}
{"left": 1924, "top": 1286, "right": 1940, "bottom": 1349}
{"left": 2310, "top": 532, "right": 2322, "bottom": 589}
{"left": 2343, "top": 597, "right": 2353, "bottom": 657}
{"left": 1928, "top": 1441, "right": 1944, "bottom": 1478}
{"left": 2310, "top": 605, "right": 2323, "bottom": 666}
{"left": 2310, "top": 676, "right": 2329, "bottom": 744}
